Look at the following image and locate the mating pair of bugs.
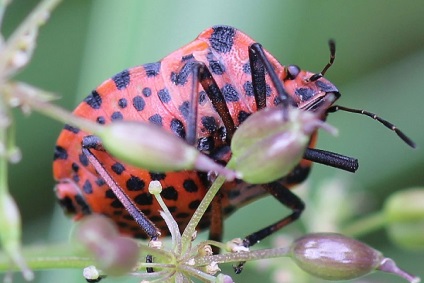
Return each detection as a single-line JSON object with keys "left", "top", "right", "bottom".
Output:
{"left": 53, "top": 25, "right": 415, "bottom": 261}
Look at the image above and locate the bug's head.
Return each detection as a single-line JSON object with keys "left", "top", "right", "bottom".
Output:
{"left": 282, "top": 40, "right": 340, "bottom": 114}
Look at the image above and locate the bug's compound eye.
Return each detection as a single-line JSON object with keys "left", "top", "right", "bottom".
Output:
{"left": 286, "top": 65, "right": 301, "bottom": 80}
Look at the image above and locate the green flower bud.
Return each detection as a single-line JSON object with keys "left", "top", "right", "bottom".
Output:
{"left": 98, "top": 121, "right": 238, "bottom": 181}
{"left": 74, "top": 215, "right": 139, "bottom": 276}
{"left": 384, "top": 188, "right": 424, "bottom": 250}
{"left": 290, "top": 233, "right": 383, "bottom": 281}
{"left": 230, "top": 107, "right": 335, "bottom": 184}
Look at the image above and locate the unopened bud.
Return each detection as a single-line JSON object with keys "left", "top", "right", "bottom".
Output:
{"left": 290, "top": 233, "right": 419, "bottom": 282}
{"left": 230, "top": 107, "right": 334, "bottom": 184}
{"left": 384, "top": 188, "right": 424, "bottom": 250}
{"left": 290, "top": 233, "right": 382, "bottom": 280}
{"left": 98, "top": 121, "right": 238, "bottom": 181}
{"left": 74, "top": 215, "right": 139, "bottom": 276}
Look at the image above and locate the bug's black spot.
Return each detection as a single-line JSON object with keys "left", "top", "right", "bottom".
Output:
{"left": 237, "top": 110, "right": 251, "bottom": 124}
{"left": 82, "top": 180, "right": 93, "bottom": 194}
{"left": 111, "top": 111, "right": 123, "bottom": 121}
{"left": 144, "top": 62, "right": 161, "bottom": 77}
{"left": 183, "top": 179, "right": 198, "bottom": 193}
{"left": 105, "top": 189, "right": 116, "bottom": 199}
{"left": 134, "top": 193, "right": 153, "bottom": 205}
{"left": 126, "top": 176, "right": 145, "bottom": 191}
{"left": 315, "top": 80, "right": 338, "bottom": 92}
{"left": 207, "top": 52, "right": 225, "bottom": 75}
{"left": 223, "top": 205, "right": 236, "bottom": 215}
{"left": 265, "top": 84, "right": 272, "bottom": 97}
{"left": 182, "top": 54, "right": 194, "bottom": 61}
{"left": 295, "top": 88, "right": 315, "bottom": 102}
{"left": 158, "top": 88, "right": 171, "bottom": 103}
{"left": 227, "top": 189, "right": 241, "bottom": 200}
{"left": 179, "top": 101, "right": 190, "bottom": 120}
{"left": 96, "top": 116, "right": 106, "bottom": 124}
{"left": 122, "top": 214, "right": 135, "bottom": 221}
{"left": 142, "top": 87, "right": 152, "bottom": 97}
{"left": 72, "top": 174, "right": 80, "bottom": 183}
{"left": 222, "top": 84, "right": 239, "bottom": 102}
{"left": 149, "top": 215, "right": 163, "bottom": 222}
{"left": 176, "top": 212, "right": 190, "bottom": 219}
{"left": 58, "top": 196, "right": 76, "bottom": 214}
{"left": 54, "top": 146, "right": 68, "bottom": 160}
{"left": 111, "top": 162, "right": 125, "bottom": 175}
{"left": 168, "top": 206, "right": 177, "bottom": 213}
{"left": 118, "top": 98, "right": 128, "bottom": 108}
{"left": 75, "top": 194, "right": 91, "bottom": 215}
{"left": 71, "top": 162, "right": 79, "bottom": 172}
{"left": 197, "top": 136, "right": 214, "bottom": 153}
{"left": 95, "top": 178, "right": 106, "bottom": 186}
{"left": 64, "top": 124, "right": 80, "bottom": 134}
{"left": 79, "top": 152, "right": 89, "bottom": 166}
{"left": 112, "top": 70, "right": 130, "bottom": 90}
{"left": 142, "top": 209, "right": 151, "bottom": 216}
{"left": 162, "top": 186, "right": 178, "bottom": 201}
{"left": 201, "top": 116, "right": 218, "bottom": 132}
{"left": 188, "top": 199, "right": 201, "bottom": 210}
{"left": 199, "top": 91, "right": 207, "bottom": 105}
{"left": 84, "top": 90, "right": 102, "bottom": 109}
{"left": 149, "top": 172, "right": 166, "bottom": 181}
{"left": 210, "top": 26, "right": 236, "bottom": 53}
{"left": 243, "top": 81, "right": 254, "bottom": 96}
{"left": 148, "top": 114, "right": 163, "bottom": 126}
{"left": 132, "top": 95, "right": 145, "bottom": 111}
{"left": 111, "top": 199, "right": 124, "bottom": 208}
{"left": 117, "top": 221, "right": 129, "bottom": 228}
{"left": 170, "top": 62, "right": 194, "bottom": 86}
{"left": 113, "top": 210, "right": 123, "bottom": 215}
{"left": 242, "top": 62, "right": 251, "bottom": 74}
{"left": 170, "top": 118, "right": 186, "bottom": 138}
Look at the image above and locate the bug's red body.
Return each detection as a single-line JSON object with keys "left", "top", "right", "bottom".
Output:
{"left": 53, "top": 26, "right": 340, "bottom": 238}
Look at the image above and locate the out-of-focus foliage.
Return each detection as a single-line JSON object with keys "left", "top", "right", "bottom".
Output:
{"left": 3, "top": 0, "right": 423, "bottom": 282}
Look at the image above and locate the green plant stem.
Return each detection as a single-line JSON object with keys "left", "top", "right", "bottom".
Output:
{"left": 0, "top": 0, "right": 62, "bottom": 78}
{"left": 180, "top": 175, "right": 226, "bottom": 253}
{"left": 341, "top": 211, "right": 386, "bottom": 237}
{"left": 6, "top": 82, "right": 102, "bottom": 134}
{"left": 193, "top": 246, "right": 291, "bottom": 267}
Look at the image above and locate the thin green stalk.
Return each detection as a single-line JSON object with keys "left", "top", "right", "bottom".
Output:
{"left": 0, "top": 0, "right": 63, "bottom": 77}
{"left": 341, "top": 211, "right": 386, "bottom": 237}
{"left": 180, "top": 175, "right": 226, "bottom": 253}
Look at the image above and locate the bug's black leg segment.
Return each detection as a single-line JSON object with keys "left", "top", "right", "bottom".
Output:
{"left": 82, "top": 135, "right": 160, "bottom": 239}
{"left": 195, "top": 62, "right": 237, "bottom": 141}
{"left": 249, "top": 43, "right": 296, "bottom": 109}
{"left": 304, "top": 148, "right": 359, "bottom": 172}
{"left": 327, "top": 105, "right": 416, "bottom": 148}
{"left": 248, "top": 45, "right": 267, "bottom": 110}
{"left": 234, "top": 181, "right": 305, "bottom": 273}
{"left": 208, "top": 193, "right": 224, "bottom": 254}
{"left": 82, "top": 135, "right": 160, "bottom": 273}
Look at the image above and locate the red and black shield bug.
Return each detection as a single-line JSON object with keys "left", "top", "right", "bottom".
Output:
{"left": 53, "top": 25, "right": 415, "bottom": 255}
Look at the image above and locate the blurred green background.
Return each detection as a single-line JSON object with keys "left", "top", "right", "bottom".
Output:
{"left": 3, "top": 0, "right": 424, "bottom": 282}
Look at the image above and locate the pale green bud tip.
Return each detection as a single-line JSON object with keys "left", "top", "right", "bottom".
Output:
{"left": 384, "top": 188, "right": 424, "bottom": 250}
{"left": 148, "top": 180, "right": 163, "bottom": 195}
{"left": 74, "top": 215, "right": 139, "bottom": 276}
{"left": 99, "top": 121, "right": 237, "bottom": 181}
{"left": 290, "top": 233, "right": 383, "bottom": 281}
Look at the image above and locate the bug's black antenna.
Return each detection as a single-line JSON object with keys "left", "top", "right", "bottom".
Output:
{"left": 327, "top": 105, "right": 416, "bottom": 148}
{"left": 309, "top": 40, "right": 336, "bottom": 82}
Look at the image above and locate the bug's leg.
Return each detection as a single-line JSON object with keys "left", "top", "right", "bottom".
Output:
{"left": 304, "top": 148, "right": 358, "bottom": 172}
{"left": 81, "top": 135, "right": 160, "bottom": 272}
{"left": 248, "top": 43, "right": 296, "bottom": 110}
